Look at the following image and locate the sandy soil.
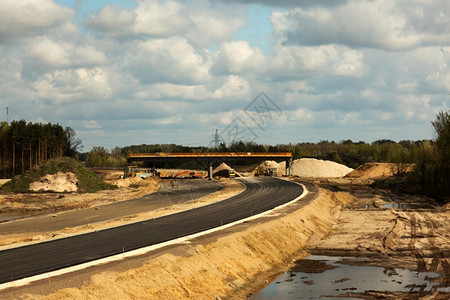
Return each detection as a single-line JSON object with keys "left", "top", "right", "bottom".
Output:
{"left": 1, "top": 165, "right": 449, "bottom": 299}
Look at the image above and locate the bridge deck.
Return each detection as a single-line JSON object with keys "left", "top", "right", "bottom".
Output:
{"left": 128, "top": 152, "right": 292, "bottom": 159}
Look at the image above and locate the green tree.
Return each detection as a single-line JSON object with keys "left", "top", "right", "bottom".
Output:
{"left": 431, "top": 110, "right": 450, "bottom": 196}
{"left": 65, "top": 127, "right": 83, "bottom": 158}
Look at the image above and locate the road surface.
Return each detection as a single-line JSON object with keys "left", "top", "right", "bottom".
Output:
{"left": 0, "top": 179, "right": 223, "bottom": 234}
{"left": 0, "top": 177, "right": 304, "bottom": 284}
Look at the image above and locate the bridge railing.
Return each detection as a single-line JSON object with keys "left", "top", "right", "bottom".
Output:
{"left": 128, "top": 152, "right": 292, "bottom": 158}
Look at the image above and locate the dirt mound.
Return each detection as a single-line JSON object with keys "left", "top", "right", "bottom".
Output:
{"left": 253, "top": 160, "right": 280, "bottom": 175}
{"left": 260, "top": 160, "right": 280, "bottom": 169}
{"left": 213, "top": 163, "right": 241, "bottom": 177}
{"left": 113, "top": 176, "right": 159, "bottom": 189}
{"left": 29, "top": 172, "right": 79, "bottom": 193}
{"left": 345, "top": 163, "right": 396, "bottom": 179}
{"left": 279, "top": 158, "right": 353, "bottom": 178}
{"left": 0, "top": 157, "right": 115, "bottom": 193}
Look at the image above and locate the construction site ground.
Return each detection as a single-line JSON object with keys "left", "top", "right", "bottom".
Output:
{"left": 0, "top": 168, "right": 449, "bottom": 299}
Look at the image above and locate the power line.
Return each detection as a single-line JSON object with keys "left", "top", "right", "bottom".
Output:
{"left": 211, "top": 129, "right": 220, "bottom": 148}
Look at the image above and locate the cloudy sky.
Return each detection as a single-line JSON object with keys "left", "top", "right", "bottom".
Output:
{"left": 1, "top": 0, "right": 449, "bottom": 151}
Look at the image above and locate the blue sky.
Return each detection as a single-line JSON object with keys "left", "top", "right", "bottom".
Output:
{"left": 1, "top": 0, "right": 449, "bottom": 151}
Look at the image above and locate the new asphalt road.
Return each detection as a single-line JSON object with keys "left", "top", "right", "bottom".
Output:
{"left": 0, "top": 179, "right": 223, "bottom": 234}
{"left": 0, "top": 177, "right": 304, "bottom": 284}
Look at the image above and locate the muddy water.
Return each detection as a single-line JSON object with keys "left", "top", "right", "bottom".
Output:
{"left": 251, "top": 255, "right": 449, "bottom": 299}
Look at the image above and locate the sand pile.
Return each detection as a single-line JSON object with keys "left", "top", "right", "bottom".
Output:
{"left": 213, "top": 163, "right": 241, "bottom": 177}
{"left": 279, "top": 158, "right": 353, "bottom": 178}
{"left": 253, "top": 161, "right": 282, "bottom": 176}
{"left": 113, "top": 176, "right": 159, "bottom": 188}
{"left": 260, "top": 160, "right": 280, "bottom": 169}
{"left": 346, "top": 162, "right": 400, "bottom": 179}
{"left": 29, "top": 172, "right": 79, "bottom": 193}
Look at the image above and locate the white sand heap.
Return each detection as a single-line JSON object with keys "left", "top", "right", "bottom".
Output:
{"left": 258, "top": 160, "right": 280, "bottom": 169}
{"left": 213, "top": 163, "right": 241, "bottom": 177}
{"left": 213, "top": 162, "right": 233, "bottom": 175}
{"left": 278, "top": 158, "right": 353, "bottom": 178}
{"left": 29, "top": 172, "right": 79, "bottom": 193}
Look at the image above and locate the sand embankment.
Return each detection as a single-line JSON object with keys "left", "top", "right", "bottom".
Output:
{"left": 17, "top": 182, "right": 352, "bottom": 299}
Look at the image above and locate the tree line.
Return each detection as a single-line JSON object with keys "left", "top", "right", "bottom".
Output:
{"left": 0, "top": 120, "right": 81, "bottom": 178}
{"left": 83, "top": 137, "right": 429, "bottom": 170}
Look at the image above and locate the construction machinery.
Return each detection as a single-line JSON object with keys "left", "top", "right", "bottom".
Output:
{"left": 254, "top": 166, "right": 277, "bottom": 177}
{"left": 124, "top": 166, "right": 159, "bottom": 178}
{"left": 174, "top": 170, "right": 203, "bottom": 179}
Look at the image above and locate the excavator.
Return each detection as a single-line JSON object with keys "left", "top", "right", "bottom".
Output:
{"left": 175, "top": 170, "right": 202, "bottom": 179}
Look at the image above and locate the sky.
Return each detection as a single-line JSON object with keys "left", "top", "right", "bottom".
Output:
{"left": 1, "top": 0, "right": 450, "bottom": 151}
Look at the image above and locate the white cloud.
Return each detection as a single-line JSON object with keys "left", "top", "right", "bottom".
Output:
{"left": 149, "top": 83, "right": 211, "bottom": 100}
{"left": 0, "top": 0, "right": 73, "bottom": 43}
{"left": 84, "top": 120, "right": 102, "bottom": 129}
{"left": 32, "top": 68, "right": 112, "bottom": 104}
{"left": 274, "top": 0, "right": 450, "bottom": 51}
{"left": 212, "top": 75, "right": 250, "bottom": 99}
{"left": 268, "top": 44, "right": 367, "bottom": 80}
{"left": 85, "top": 0, "right": 245, "bottom": 47}
{"left": 212, "top": 41, "right": 266, "bottom": 74}
{"left": 123, "top": 37, "right": 210, "bottom": 85}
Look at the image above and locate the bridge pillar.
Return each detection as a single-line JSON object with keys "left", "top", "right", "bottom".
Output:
{"left": 286, "top": 158, "right": 293, "bottom": 176}
{"left": 208, "top": 160, "right": 213, "bottom": 180}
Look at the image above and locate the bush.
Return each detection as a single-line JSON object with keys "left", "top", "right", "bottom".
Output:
{"left": 1, "top": 157, "right": 115, "bottom": 193}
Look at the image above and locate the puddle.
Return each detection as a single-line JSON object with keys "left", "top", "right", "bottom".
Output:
{"left": 381, "top": 202, "right": 413, "bottom": 209}
{"left": 250, "top": 255, "right": 449, "bottom": 299}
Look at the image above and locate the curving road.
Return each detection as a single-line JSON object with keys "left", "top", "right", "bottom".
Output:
{"left": 0, "top": 179, "right": 223, "bottom": 233}
{"left": 0, "top": 177, "right": 304, "bottom": 285}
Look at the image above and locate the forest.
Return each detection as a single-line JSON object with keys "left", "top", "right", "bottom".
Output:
{"left": 0, "top": 120, "right": 81, "bottom": 178}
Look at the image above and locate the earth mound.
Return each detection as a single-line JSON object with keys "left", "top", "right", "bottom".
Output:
{"left": 113, "top": 176, "right": 160, "bottom": 188}
{"left": 213, "top": 163, "right": 241, "bottom": 177}
{"left": 345, "top": 162, "right": 400, "bottom": 179}
{"left": 279, "top": 158, "right": 353, "bottom": 178}
{"left": 0, "top": 157, "right": 115, "bottom": 193}
{"left": 29, "top": 172, "right": 79, "bottom": 192}
{"left": 253, "top": 160, "right": 282, "bottom": 176}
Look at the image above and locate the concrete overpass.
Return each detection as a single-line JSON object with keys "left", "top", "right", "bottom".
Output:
{"left": 127, "top": 152, "right": 293, "bottom": 178}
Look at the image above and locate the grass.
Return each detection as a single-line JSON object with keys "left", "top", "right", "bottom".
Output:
{"left": 0, "top": 157, "right": 116, "bottom": 193}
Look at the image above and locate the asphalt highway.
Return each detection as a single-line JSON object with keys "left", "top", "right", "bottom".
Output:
{"left": 0, "top": 179, "right": 223, "bottom": 234}
{"left": 0, "top": 177, "right": 304, "bottom": 284}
